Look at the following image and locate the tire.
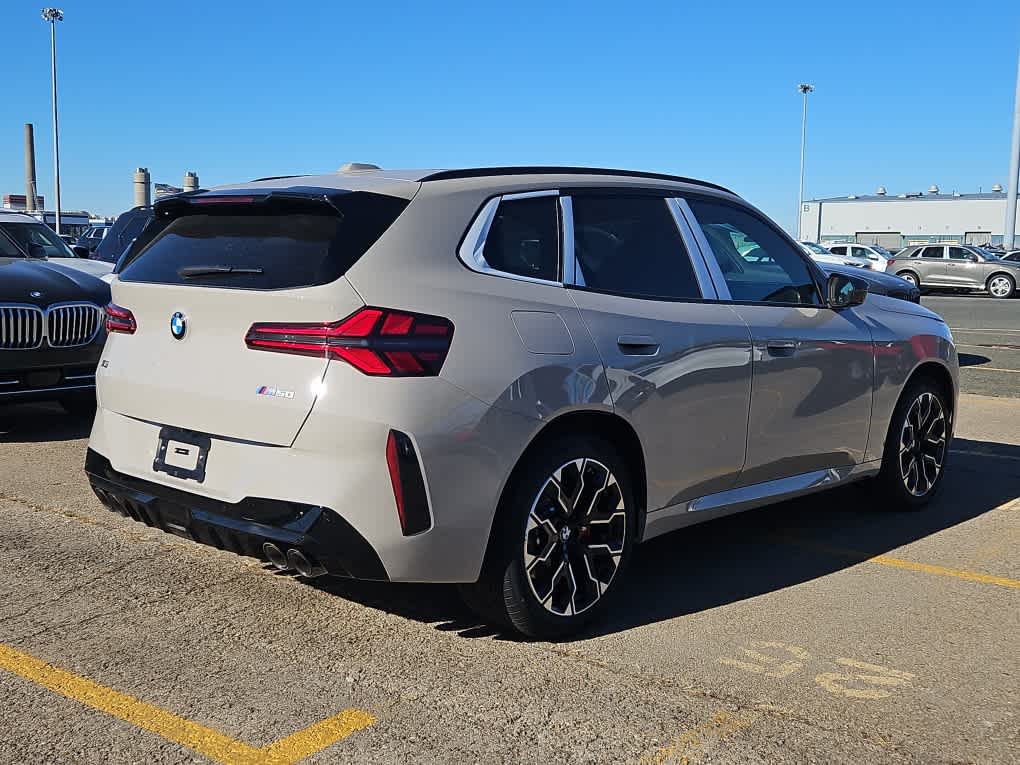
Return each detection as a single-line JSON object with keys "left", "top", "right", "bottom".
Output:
{"left": 460, "top": 434, "right": 636, "bottom": 639}
{"left": 896, "top": 271, "right": 919, "bottom": 289}
{"left": 875, "top": 379, "right": 950, "bottom": 510}
{"left": 987, "top": 273, "right": 1015, "bottom": 299}
{"left": 59, "top": 392, "right": 96, "bottom": 417}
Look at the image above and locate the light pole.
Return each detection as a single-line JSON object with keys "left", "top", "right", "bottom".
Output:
{"left": 1005, "top": 46, "right": 1020, "bottom": 250}
{"left": 42, "top": 7, "right": 64, "bottom": 235}
{"left": 797, "top": 83, "right": 814, "bottom": 240}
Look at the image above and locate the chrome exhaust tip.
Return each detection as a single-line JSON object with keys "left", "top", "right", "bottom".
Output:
{"left": 286, "top": 548, "right": 326, "bottom": 578}
{"left": 263, "top": 542, "right": 291, "bottom": 571}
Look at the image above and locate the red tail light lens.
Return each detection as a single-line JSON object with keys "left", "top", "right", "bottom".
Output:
{"left": 245, "top": 307, "right": 454, "bottom": 376}
{"left": 105, "top": 303, "right": 136, "bottom": 334}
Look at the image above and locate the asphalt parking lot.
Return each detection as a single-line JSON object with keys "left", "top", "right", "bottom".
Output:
{"left": 1, "top": 294, "right": 1018, "bottom": 764}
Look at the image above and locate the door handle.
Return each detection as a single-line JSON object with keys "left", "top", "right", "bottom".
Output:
{"left": 617, "top": 335, "right": 659, "bottom": 356}
{"left": 766, "top": 339, "right": 799, "bottom": 357}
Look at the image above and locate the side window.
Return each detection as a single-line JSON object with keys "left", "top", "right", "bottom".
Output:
{"left": 851, "top": 246, "right": 872, "bottom": 259}
{"left": 920, "top": 246, "right": 944, "bottom": 259}
{"left": 948, "top": 247, "right": 972, "bottom": 260}
{"left": 571, "top": 195, "right": 701, "bottom": 300}
{"left": 482, "top": 196, "right": 559, "bottom": 282}
{"left": 829, "top": 245, "right": 847, "bottom": 255}
{"left": 687, "top": 198, "right": 820, "bottom": 305}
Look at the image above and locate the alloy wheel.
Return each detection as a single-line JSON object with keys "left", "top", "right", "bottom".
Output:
{"left": 900, "top": 272, "right": 918, "bottom": 288}
{"left": 523, "top": 458, "right": 626, "bottom": 616}
{"left": 989, "top": 276, "right": 1013, "bottom": 298}
{"left": 899, "top": 392, "right": 947, "bottom": 497}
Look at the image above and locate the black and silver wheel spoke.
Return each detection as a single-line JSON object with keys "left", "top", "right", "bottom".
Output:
{"left": 523, "top": 458, "right": 626, "bottom": 617}
{"left": 899, "top": 392, "right": 946, "bottom": 497}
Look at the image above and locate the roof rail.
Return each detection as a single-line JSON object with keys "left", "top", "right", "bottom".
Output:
{"left": 250, "top": 174, "right": 303, "bottom": 182}
{"left": 419, "top": 166, "right": 734, "bottom": 194}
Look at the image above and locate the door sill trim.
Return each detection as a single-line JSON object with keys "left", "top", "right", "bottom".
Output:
{"left": 642, "top": 461, "right": 881, "bottom": 542}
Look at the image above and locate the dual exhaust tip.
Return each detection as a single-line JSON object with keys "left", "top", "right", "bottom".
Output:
{"left": 263, "top": 542, "right": 326, "bottom": 578}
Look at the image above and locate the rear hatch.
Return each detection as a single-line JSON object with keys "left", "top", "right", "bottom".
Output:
{"left": 101, "top": 188, "right": 409, "bottom": 446}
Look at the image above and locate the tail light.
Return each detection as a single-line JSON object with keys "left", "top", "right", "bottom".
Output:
{"left": 386, "top": 430, "right": 431, "bottom": 535}
{"left": 105, "top": 303, "right": 136, "bottom": 334}
{"left": 887, "top": 258, "right": 895, "bottom": 266}
{"left": 245, "top": 307, "right": 454, "bottom": 377}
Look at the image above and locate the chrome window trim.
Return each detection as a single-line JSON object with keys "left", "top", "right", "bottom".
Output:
{"left": 673, "top": 198, "right": 733, "bottom": 300}
{"left": 502, "top": 189, "right": 560, "bottom": 201}
{"left": 559, "top": 196, "right": 578, "bottom": 285}
{"left": 456, "top": 191, "right": 564, "bottom": 287}
{"left": 666, "top": 198, "right": 720, "bottom": 300}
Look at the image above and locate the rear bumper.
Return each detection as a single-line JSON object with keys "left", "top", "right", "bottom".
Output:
{"left": 85, "top": 449, "right": 389, "bottom": 580}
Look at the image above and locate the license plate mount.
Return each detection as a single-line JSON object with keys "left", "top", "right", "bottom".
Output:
{"left": 153, "top": 426, "right": 211, "bottom": 483}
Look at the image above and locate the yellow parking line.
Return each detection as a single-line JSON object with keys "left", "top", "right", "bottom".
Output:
{"left": 261, "top": 709, "right": 377, "bottom": 763}
{"left": 866, "top": 555, "right": 1020, "bottom": 589}
{"left": 778, "top": 539, "right": 1020, "bottom": 591}
{"left": 0, "top": 643, "right": 374, "bottom": 764}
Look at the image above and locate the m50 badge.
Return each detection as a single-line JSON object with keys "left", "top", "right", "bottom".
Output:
{"left": 256, "top": 386, "right": 295, "bottom": 399}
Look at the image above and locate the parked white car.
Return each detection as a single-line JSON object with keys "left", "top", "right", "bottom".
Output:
{"left": 799, "top": 241, "right": 873, "bottom": 270}
{"left": 826, "top": 243, "right": 894, "bottom": 271}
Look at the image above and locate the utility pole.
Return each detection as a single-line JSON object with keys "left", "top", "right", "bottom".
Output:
{"left": 1005, "top": 45, "right": 1020, "bottom": 249}
{"left": 797, "top": 83, "right": 815, "bottom": 240}
{"left": 42, "top": 8, "right": 64, "bottom": 234}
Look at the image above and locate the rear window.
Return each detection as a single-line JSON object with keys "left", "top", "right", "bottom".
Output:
{"left": 118, "top": 192, "right": 407, "bottom": 290}
{"left": 94, "top": 209, "right": 153, "bottom": 263}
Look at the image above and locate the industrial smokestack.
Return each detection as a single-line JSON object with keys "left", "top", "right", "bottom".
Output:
{"left": 133, "top": 167, "right": 151, "bottom": 207}
{"left": 183, "top": 171, "right": 199, "bottom": 192}
{"left": 24, "top": 124, "right": 38, "bottom": 211}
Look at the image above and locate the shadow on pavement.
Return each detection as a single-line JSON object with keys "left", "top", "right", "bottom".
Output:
{"left": 958, "top": 352, "right": 992, "bottom": 368}
{"left": 0, "top": 402, "right": 94, "bottom": 443}
{"left": 309, "top": 439, "right": 1020, "bottom": 641}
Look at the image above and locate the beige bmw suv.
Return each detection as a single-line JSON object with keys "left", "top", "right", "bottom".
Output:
{"left": 86, "top": 166, "right": 958, "bottom": 638}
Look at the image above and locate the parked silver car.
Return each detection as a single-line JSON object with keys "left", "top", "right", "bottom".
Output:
{"left": 827, "top": 242, "right": 894, "bottom": 271}
{"left": 886, "top": 244, "right": 1019, "bottom": 298}
{"left": 85, "top": 166, "right": 958, "bottom": 638}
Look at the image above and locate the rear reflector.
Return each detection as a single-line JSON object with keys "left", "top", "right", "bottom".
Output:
{"left": 105, "top": 303, "right": 136, "bottom": 334}
{"left": 386, "top": 430, "right": 431, "bottom": 536}
{"left": 245, "top": 307, "right": 454, "bottom": 376}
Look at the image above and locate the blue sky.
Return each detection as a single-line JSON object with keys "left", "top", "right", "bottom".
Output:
{"left": 2, "top": 0, "right": 1019, "bottom": 231}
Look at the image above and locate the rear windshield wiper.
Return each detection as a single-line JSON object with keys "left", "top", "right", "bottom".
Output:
{"left": 178, "top": 265, "right": 264, "bottom": 278}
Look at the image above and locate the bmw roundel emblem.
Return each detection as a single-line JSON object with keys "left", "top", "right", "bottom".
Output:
{"left": 170, "top": 312, "right": 187, "bottom": 340}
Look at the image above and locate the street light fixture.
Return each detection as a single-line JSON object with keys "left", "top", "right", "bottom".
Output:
{"left": 797, "top": 83, "right": 815, "bottom": 240}
{"left": 42, "top": 7, "right": 64, "bottom": 235}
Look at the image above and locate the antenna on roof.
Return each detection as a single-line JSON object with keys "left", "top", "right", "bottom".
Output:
{"left": 338, "top": 163, "right": 381, "bottom": 174}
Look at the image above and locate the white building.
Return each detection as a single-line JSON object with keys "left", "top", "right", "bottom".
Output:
{"left": 799, "top": 186, "right": 1020, "bottom": 250}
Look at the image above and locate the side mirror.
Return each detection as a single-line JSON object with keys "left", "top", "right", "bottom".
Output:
{"left": 827, "top": 273, "right": 868, "bottom": 309}
{"left": 967, "top": 253, "right": 979, "bottom": 262}
{"left": 72, "top": 245, "right": 90, "bottom": 258}
{"left": 27, "top": 243, "right": 47, "bottom": 259}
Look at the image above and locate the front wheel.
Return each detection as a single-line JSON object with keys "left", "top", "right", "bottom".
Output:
{"left": 987, "top": 273, "right": 1015, "bottom": 299}
{"left": 461, "top": 435, "right": 636, "bottom": 639}
{"left": 897, "top": 271, "right": 919, "bottom": 289}
{"left": 876, "top": 380, "right": 950, "bottom": 509}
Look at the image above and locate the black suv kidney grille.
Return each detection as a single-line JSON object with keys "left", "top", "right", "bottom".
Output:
{"left": 0, "top": 305, "right": 44, "bottom": 349}
{"left": 47, "top": 304, "right": 103, "bottom": 348}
